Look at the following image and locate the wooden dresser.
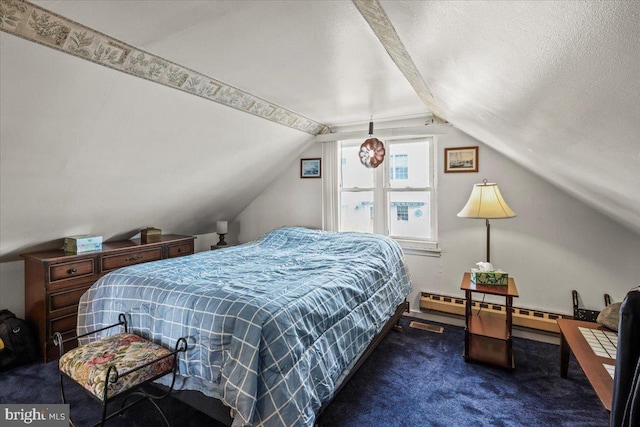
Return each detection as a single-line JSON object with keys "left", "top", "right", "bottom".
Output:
{"left": 21, "top": 234, "right": 195, "bottom": 362}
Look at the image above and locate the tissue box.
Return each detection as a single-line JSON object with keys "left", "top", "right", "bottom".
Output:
{"left": 471, "top": 269, "right": 509, "bottom": 286}
{"left": 64, "top": 235, "right": 103, "bottom": 254}
{"left": 67, "top": 242, "right": 102, "bottom": 254}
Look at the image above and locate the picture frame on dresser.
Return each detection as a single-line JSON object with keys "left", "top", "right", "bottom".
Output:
{"left": 21, "top": 234, "right": 195, "bottom": 362}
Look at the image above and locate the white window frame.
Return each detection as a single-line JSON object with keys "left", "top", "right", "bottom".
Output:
{"left": 335, "top": 136, "right": 440, "bottom": 255}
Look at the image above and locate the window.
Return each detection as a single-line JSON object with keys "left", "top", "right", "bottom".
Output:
{"left": 338, "top": 137, "right": 437, "bottom": 251}
{"left": 390, "top": 154, "right": 408, "bottom": 180}
{"left": 396, "top": 205, "right": 408, "bottom": 221}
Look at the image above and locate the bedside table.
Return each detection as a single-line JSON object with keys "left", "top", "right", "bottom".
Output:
{"left": 460, "top": 272, "right": 519, "bottom": 370}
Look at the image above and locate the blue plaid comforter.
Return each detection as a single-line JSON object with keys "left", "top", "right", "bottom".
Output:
{"left": 77, "top": 227, "right": 412, "bottom": 426}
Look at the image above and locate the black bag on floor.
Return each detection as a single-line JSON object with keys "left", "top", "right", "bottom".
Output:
{"left": 0, "top": 309, "right": 37, "bottom": 370}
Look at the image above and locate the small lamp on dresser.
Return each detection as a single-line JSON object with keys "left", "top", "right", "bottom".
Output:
{"left": 216, "top": 220, "right": 228, "bottom": 246}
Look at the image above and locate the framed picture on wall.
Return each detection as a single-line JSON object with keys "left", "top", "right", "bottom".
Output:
{"left": 444, "top": 146, "right": 478, "bottom": 173}
{"left": 300, "top": 158, "right": 321, "bottom": 178}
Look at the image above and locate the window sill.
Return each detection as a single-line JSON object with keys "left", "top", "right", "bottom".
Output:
{"left": 395, "top": 239, "right": 442, "bottom": 257}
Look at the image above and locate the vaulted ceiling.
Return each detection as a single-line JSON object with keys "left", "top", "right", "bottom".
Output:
{"left": 1, "top": 0, "right": 639, "bottom": 260}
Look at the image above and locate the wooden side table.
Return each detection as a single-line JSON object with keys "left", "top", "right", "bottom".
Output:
{"left": 460, "top": 272, "right": 519, "bottom": 370}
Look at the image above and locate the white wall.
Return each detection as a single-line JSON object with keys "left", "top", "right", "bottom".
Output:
{"left": 236, "top": 126, "right": 640, "bottom": 316}
{"left": 0, "top": 262, "right": 25, "bottom": 318}
{"left": 236, "top": 143, "right": 323, "bottom": 242}
{"left": 0, "top": 33, "right": 313, "bottom": 318}
{"left": 5, "top": 124, "right": 638, "bottom": 319}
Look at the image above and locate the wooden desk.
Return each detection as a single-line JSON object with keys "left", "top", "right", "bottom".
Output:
{"left": 558, "top": 318, "right": 615, "bottom": 412}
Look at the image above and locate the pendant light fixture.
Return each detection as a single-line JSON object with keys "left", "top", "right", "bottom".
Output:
{"left": 359, "top": 118, "right": 385, "bottom": 168}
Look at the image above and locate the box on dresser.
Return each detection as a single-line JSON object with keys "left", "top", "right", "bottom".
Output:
{"left": 63, "top": 234, "right": 103, "bottom": 254}
{"left": 140, "top": 227, "right": 162, "bottom": 244}
{"left": 21, "top": 234, "right": 195, "bottom": 362}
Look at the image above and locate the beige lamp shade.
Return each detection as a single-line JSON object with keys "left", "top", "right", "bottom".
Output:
{"left": 457, "top": 181, "right": 516, "bottom": 219}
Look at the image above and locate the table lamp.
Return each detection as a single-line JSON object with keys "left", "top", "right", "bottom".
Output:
{"left": 457, "top": 180, "right": 516, "bottom": 263}
{"left": 216, "top": 220, "right": 228, "bottom": 246}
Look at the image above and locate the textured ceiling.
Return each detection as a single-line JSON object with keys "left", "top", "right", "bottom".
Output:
{"left": 383, "top": 0, "right": 640, "bottom": 233}
{"left": 1, "top": 0, "right": 639, "bottom": 260}
{"left": 37, "top": 0, "right": 640, "bottom": 233}
{"left": 27, "top": 0, "right": 426, "bottom": 125}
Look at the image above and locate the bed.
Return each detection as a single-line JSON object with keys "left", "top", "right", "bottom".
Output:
{"left": 76, "top": 226, "right": 412, "bottom": 426}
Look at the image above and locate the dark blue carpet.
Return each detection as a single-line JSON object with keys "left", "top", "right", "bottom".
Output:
{"left": 0, "top": 317, "right": 609, "bottom": 426}
{"left": 320, "top": 317, "right": 609, "bottom": 427}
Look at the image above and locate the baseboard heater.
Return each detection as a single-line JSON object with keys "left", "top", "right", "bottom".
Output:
{"left": 420, "top": 291, "right": 570, "bottom": 334}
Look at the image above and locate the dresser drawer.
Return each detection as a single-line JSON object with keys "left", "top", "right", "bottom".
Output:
{"left": 49, "top": 285, "right": 91, "bottom": 315}
{"left": 49, "top": 312, "right": 78, "bottom": 339}
{"left": 49, "top": 258, "right": 96, "bottom": 284}
{"left": 101, "top": 248, "right": 162, "bottom": 272}
{"left": 168, "top": 241, "right": 194, "bottom": 258}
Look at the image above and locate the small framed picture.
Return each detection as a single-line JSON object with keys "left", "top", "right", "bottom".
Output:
{"left": 300, "top": 158, "right": 321, "bottom": 178}
{"left": 444, "top": 146, "right": 478, "bottom": 173}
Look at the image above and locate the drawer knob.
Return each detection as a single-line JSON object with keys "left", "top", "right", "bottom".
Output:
{"left": 67, "top": 267, "right": 77, "bottom": 274}
{"left": 125, "top": 255, "right": 141, "bottom": 262}
{"left": 177, "top": 248, "right": 182, "bottom": 253}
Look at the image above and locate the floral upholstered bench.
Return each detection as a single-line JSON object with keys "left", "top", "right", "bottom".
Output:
{"left": 53, "top": 314, "right": 187, "bottom": 427}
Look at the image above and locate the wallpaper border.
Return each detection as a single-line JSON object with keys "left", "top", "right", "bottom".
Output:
{"left": 0, "top": 0, "right": 328, "bottom": 135}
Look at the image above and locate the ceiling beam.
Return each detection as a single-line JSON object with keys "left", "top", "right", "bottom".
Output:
{"left": 353, "top": 0, "right": 445, "bottom": 122}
